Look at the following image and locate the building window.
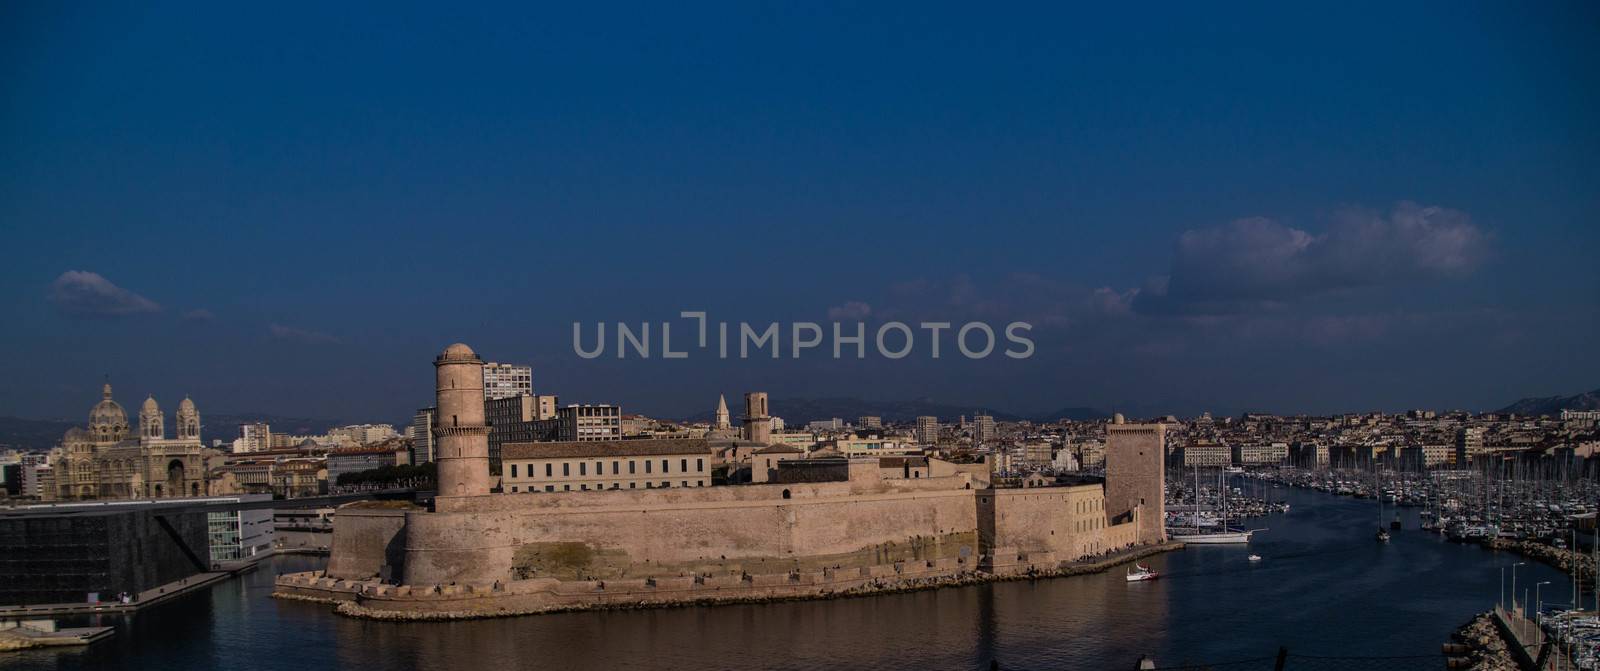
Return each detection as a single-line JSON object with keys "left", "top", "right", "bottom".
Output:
{"left": 629, "top": 461, "right": 636, "bottom": 474}
{"left": 546, "top": 463, "right": 553, "bottom": 477}
{"left": 563, "top": 463, "right": 570, "bottom": 476}
{"left": 511, "top": 465, "right": 518, "bottom": 478}
{"left": 612, "top": 461, "right": 619, "bottom": 475}
{"left": 580, "top": 463, "right": 586, "bottom": 476}
{"left": 661, "top": 459, "right": 669, "bottom": 473}
{"left": 696, "top": 458, "right": 704, "bottom": 472}
{"left": 629, "top": 482, "right": 636, "bottom": 489}
{"left": 645, "top": 461, "right": 651, "bottom": 474}
{"left": 782, "top": 489, "right": 791, "bottom": 499}
{"left": 680, "top": 459, "right": 688, "bottom": 473}
{"left": 545, "top": 485, "right": 554, "bottom": 492}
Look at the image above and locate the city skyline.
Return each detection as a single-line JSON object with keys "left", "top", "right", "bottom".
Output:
{"left": 3, "top": 2, "right": 1598, "bottom": 422}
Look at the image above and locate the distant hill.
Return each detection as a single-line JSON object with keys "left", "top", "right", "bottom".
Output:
{"left": 1498, "top": 388, "right": 1600, "bottom": 417}
{"left": 0, "top": 417, "right": 77, "bottom": 450}
{"left": 682, "top": 397, "right": 1107, "bottom": 426}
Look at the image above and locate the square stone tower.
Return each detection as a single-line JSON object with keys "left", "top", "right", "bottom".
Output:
{"left": 1105, "top": 417, "right": 1166, "bottom": 544}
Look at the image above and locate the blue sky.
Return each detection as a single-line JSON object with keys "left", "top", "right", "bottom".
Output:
{"left": 2, "top": 2, "right": 1597, "bottom": 424}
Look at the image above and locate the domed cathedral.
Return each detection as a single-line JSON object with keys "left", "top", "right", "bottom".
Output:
{"left": 50, "top": 383, "right": 211, "bottom": 501}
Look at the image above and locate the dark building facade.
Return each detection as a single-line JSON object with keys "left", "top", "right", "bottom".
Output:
{"left": 0, "top": 507, "right": 210, "bottom": 605}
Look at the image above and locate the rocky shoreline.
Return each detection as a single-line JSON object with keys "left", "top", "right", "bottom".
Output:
{"left": 1485, "top": 538, "right": 1596, "bottom": 584}
{"left": 1450, "top": 611, "right": 1519, "bottom": 671}
{"left": 286, "top": 542, "right": 1184, "bottom": 622}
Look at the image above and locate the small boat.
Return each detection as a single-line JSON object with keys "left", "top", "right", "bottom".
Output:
{"left": 1126, "top": 563, "right": 1160, "bottom": 582}
{"left": 1247, "top": 554, "right": 1262, "bottom": 562}
{"left": 1376, "top": 528, "right": 1391, "bottom": 543}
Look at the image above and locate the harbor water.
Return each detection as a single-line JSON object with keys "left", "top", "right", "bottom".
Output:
{"left": 5, "top": 485, "right": 1575, "bottom": 670}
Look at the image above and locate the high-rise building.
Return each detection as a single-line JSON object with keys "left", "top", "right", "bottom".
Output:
{"left": 410, "top": 408, "right": 436, "bottom": 464}
{"left": 914, "top": 416, "right": 939, "bottom": 445}
{"left": 973, "top": 414, "right": 996, "bottom": 446}
{"left": 1455, "top": 427, "right": 1485, "bottom": 467}
{"left": 857, "top": 416, "right": 882, "bottom": 429}
{"left": 482, "top": 362, "right": 533, "bottom": 401}
{"left": 240, "top": 423, "right": 271, "bottom": 453}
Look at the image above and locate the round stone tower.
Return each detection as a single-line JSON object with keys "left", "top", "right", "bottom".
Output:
{"left": 434, "top": 342, "right": 490, "bottom": 497}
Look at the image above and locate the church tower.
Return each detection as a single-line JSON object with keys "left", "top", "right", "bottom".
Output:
{"left": 434, "top": 343, "right": 490, "bottom": 497}
{"left": 742, "top": 392, "right": 771, "bottom": 444}
{"left": 140, "top": 395, "right": 164, "bottom": 441}
{"left": 714, "top": 394, "right": 731, "bottom": 430}
{"left": 176, "top": 396, "right": 200, "bottom": 441}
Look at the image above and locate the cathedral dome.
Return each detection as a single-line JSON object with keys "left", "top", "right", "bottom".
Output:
{"left": 178, "top": 396, "right": 196, "bottom": 413}
{"left": 141, "top": 395, "right": 160, "bottom": 414}
{"left": 89, "top": 383, "right": 128, "bottom": 430}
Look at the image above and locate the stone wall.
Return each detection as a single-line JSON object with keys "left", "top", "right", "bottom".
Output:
{"left": 326, "top": 508, "right": 408, "bottom": 581}
{"left": 402, "top": 476, "right": 981, "bottom": 586}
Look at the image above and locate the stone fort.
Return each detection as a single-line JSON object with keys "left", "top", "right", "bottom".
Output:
{"left": 276, "top": 343, "right": 1169, "bottom": 618}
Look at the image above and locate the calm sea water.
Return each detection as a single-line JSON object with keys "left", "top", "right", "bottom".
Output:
{"left": 5, "top": 486, "right": 1577, "bottom": 670}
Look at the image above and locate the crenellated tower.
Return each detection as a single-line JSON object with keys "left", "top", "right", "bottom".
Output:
{"left": 434, "top": 342, "right": 490, "bottom": 497}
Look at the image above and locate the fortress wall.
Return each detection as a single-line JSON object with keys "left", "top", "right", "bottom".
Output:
{"left": 326, "top": 508, "right": 409, "bottom": 581}
{"left": 433, "top": 475, "right": 968, "bottom": 514}
{"left": 987, "top": 485, "right": 1104, "bottom": 559}
{"left": 401, "top": 479, "right": 979, "bottom": 586}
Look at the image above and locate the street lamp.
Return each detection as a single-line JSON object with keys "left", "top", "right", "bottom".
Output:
{"left": 1538, "top": 581, "right": 1553, "bottom": 645}
{"left": 1512, "top": 562, "right": 1527, "bottom": 612}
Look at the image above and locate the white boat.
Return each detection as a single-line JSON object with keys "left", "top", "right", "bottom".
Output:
{"left": 1126, "top": 563, "right": 1160, "bottom": 582}
{"left": 1248, "top": 554, "right": 1262, "bottom": 562}
{"left": 1170, "top": 528, "right": 1255, "bottom": 544}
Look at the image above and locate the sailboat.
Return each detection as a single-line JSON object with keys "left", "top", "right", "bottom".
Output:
{"left": 1167, "top": 465, "right": 1258, "bottom": 544}
{"left": 1375, "top": 461, "right": 1391, "bottom": 542}
{"left": 1125, "top": 562, "right": 1160, "bottom": 582}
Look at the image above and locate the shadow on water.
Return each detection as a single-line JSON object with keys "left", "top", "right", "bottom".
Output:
{"left": 5, "top": 486, "right": 1576, "bottom": 670}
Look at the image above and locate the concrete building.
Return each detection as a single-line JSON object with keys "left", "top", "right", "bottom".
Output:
{"left": 1231, "top": 443, "right": 1287, "bottom": 466}
{"left": 485, "top": 394, "right": 559, "bottom": 470}
{"left": 207, "top": 494, "right": 276, "bottom": 563}
{"left": 501, "top": 439, "right": 713, "bottom": 492}
{"left": 555, "top": 404, "right": 621, "bottom": 442}
{"left": 410, "top": 408, "right": 436, "bottom": 464}
{"left": 1178, "top": 443, "right": 1231, "bottom": 467}
{"left": 482, "top": 362, "right": 533, "bottom": 401}
{"left": 914, "top": 416, "right": 940, "bottom": 445}
{"left": 857, "top": 416, "right": 882, "bottom": 429}
{"left": 743, "top": 392, "right": 772, "bottom": 444}
{"left": 828, "top": 436, "right": 921, "bottom": 457}
{"left": 750, "top": 444, "right": 805, "bottom": 483}
{"left": 1456, "top": 427, "right": 1485, "bottom": 466}
{"left": 973, "top": 414, "right": 997, "bottom": 446}
{"left": 239, "top": 423, "right": 271, "bottom": 454}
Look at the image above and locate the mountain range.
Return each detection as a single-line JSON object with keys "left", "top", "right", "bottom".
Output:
{"left": 1496, "top": 388, "right": 1600, "bottom": 417}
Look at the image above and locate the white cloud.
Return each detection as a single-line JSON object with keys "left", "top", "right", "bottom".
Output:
{"left": 48, "top": 270, "right": 161, "bottom": 317}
